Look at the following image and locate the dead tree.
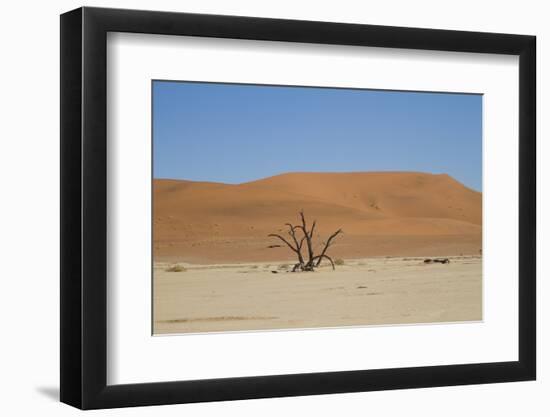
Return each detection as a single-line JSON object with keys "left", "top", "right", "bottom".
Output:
{"left": 268, "top": 211, "right": 342, "bottom": 272}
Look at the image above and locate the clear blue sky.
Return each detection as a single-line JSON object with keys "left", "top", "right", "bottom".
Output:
{"left": 153, "top": 81, "right": 482, "bottom": 191}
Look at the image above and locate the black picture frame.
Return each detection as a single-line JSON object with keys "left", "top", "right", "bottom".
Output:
{"left": 60, "top": 6, "right": 536, "bottom": 410}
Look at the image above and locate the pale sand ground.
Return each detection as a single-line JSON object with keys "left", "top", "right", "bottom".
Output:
{"left": 153, "top": 256, "right": 482, "bottom": 334}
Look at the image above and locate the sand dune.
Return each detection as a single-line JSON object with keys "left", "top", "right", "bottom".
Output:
{"left": 153, "top": 172, "right": 482, "bottom": 263}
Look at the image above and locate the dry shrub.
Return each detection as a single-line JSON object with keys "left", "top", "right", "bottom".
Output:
{"left": 165, "top": 264, "right": 186, "bottom": 272}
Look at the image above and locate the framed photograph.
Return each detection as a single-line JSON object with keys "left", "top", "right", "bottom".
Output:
{"left": 60, "top": 6, "right": 536, "bottom": 409}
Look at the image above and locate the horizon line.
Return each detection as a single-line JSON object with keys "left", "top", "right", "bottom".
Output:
{"left": 153, "top": 170, "right": 482, "bottom": 192}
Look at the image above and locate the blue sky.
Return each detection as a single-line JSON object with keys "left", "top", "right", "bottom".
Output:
{"left": 153, "top": 81, "right": 482, "bottom": 191}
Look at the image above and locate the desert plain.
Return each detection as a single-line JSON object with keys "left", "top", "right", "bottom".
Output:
{"left": 153, "top": 172, "right": 482, "bottom": 334}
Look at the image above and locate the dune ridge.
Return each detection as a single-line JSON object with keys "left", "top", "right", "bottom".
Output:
{"left": 153, "top": 172, "right": 482, "bottom": 263}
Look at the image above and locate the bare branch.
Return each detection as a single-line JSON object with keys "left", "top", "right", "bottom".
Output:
{"left": 309, "top": 220, "right": 316, "bottom": 239}
{"left": 285, "top": 223, "right": 299, "bottom": 242}
{"left": 299, "top": 210, "right": 307, "bottom": 230}
{"left": 268, "top": 233, "right": 299, "bottom": 254}
{"left": 325, "top": 229, "right": 343, "bottom": 249}
{"left": 315, "top": 229, "right": 343, "bottom": 267}
{"left": 285, "top": 222, "right": 299, "bottom": 232}
{"left": 312, "top": 254, "right": 336, "bottom": 270}
{"left": 285, "top": 223, "right": 304, "bottom": 264}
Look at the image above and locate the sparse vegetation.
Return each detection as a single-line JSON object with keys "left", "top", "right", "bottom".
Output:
{"left": 268, "top": 210, "right": 343, "bottom": 272}
{"left": 423, "top": 258, "right": 450, "bottom": 264}
{"left": 165, "top": 264, "right": 186, "bottom": 272}
{"left": 334, "top": 258, "right": 345, "bottom": 266}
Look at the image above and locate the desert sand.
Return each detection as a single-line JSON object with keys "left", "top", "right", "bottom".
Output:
{"left": 153, "top": 172, "right": 482, "bottom": 263}
{"left": 154, "top": 256, "right": 482, "bottom": 334}
{"left": 153, "top": 171, "right": 482, "bottom": 334}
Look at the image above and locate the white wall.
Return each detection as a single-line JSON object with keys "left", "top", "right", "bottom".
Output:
{"left": 0, "top": 0, "right": 545, "bottom": 415}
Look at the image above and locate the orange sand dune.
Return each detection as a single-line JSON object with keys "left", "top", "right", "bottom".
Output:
{"left": 153, "top": 172, "right": 482, "bottom": 263}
